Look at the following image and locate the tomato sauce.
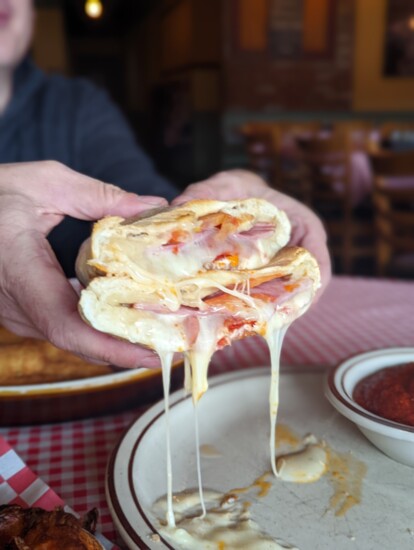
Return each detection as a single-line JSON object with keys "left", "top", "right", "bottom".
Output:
{"left": 353, "top": 362, "right": 414, "bottom": 427}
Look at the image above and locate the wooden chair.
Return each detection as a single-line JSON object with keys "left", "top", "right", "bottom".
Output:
{"left": 333, "top": 120, "right": 375, "bottom": 152}
{"left": 369, "top": 150, "right": 414, "bottom": 277}
{"left": 275, "top": 121, "right": 321, "bottom": 204}
{"left": 299, "top": 131, "right": 375, "bottom": 274}
{"left": 239, "top": 122, "right": 280, "bottom": 185}
{"left": 239, "top": 121, "right": 320, "bottom": 205}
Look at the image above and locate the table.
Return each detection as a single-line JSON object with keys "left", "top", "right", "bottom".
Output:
{"left": 1, "top": 275, "right": 413, "bottom": 548}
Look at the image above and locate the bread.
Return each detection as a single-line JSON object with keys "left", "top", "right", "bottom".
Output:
{"left": 76, "top": 198, "right": 291, "bottom": 286}
{"left": 0, "top": 327, "right": 112, "bottom": 386}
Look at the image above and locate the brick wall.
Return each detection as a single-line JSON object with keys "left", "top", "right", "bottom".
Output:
{"left": 223, "top": 0, "right": 355, "bottom": 111}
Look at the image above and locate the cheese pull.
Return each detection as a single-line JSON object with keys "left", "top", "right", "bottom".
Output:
{"left": 78, "top": 240, "right": 320, "bottom": 402}
{"left": 77, "top": 199, "right": 321, "bottom": 533}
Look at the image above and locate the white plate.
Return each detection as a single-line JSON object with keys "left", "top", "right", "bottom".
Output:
{"left": 106, "top": 368, "right": 414, "bottom": 550}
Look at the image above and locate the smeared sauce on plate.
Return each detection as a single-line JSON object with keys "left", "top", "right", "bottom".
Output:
{"left": 277, "top": 425, "right": 366, "bottom": 516}
{"left": 153, "top": 427, "right": 365, "bottom": 549}
{"left": 154, "top": 490, "right": 297, "bottom": 549}
{"left": 326, "top": 446, "right": 367, "bottom": 517}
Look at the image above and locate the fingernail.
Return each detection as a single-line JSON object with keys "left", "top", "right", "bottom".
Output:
{"left": 140, "top": 196, "right": 168, "bottom": 205}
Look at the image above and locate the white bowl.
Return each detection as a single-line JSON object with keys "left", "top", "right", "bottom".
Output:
{"left": 325, "top": 347, "right": 414, "bottom": 467}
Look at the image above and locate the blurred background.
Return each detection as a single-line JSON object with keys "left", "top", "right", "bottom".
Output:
{"left": 33, "top": 0, "right": 414, "bottom": 278}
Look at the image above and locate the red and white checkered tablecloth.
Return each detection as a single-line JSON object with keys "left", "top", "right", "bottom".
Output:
{"left": 0, "top": 276, "right": 413, "bottom": 548}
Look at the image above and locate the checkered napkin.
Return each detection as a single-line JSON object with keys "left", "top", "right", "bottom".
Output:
{"left": 0, "top": 436, "right": 117, "bottom": 550}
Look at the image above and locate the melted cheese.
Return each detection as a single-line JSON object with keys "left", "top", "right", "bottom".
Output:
{"left": 277, "top": 435, "right": 328, "bottom": 483}
{"left": 156, "top": 285, "right": 315, "bottom": 533}
{"left": 91, "top": 204, "right": 288, "bottom": 284}
{"left": 154, "top": 491, "right": 297, "bottom": 550}
{"left": 264, "top": 287, "right": 315, "bottom": 476}
{"left": 193, "top": 403, "right": 207, "bottom": 519}
{"left": 158, "top": 350, "right": 176, "bottom": 528}
{"left": 186, "top": 315, "right": 225, "bottom": 402}
{"left": 265, "top": 324, "right": 288, "bottom": 477}
{"left": 154, "top": 434, "right": 330, "bottom": 549}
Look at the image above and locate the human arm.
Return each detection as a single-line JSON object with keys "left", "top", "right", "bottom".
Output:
{"left": 47, "top": 81, "right": 179, "bottom": 277}
{"left": 173, "top": 169, "right": 331, "bottom": 296}
{"left": 0, "top": 161, "right": 166, "bottom": 368}
{"left": 74, "top": 82, "right": 178, "bottom": 200}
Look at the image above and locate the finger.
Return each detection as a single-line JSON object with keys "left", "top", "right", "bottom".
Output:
{"left": 8, "top": 238, "right": 162, "bottom": 369}
{"left": 1, "top": 307, "right": 160, "bottom": 369}
{"left": 172, "top": 181, "right": 216, "bottom": 205}
{"left": 7, "top": 161, "right": 168, "bottom": 222}
{"left": 173, "top": 170, "right": 270, "bottom": 205}
{"left": 288, "top": 210, "right": 332, "bottom": 297}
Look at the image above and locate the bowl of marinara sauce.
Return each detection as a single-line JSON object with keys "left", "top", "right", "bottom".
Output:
{"left": 325, "top": 348, "right": 414, "bottom": 467}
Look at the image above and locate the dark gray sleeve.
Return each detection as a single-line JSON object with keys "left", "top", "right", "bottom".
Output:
{"left": 48, "top": 80, "right": 180, "bottom": 277}
{"left": 74, "top": 81, "right": 178, "bottom": 201}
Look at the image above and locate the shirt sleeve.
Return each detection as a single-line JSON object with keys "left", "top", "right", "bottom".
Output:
{"left": 73, "top": 80, "right": 178, "bottom": 202}
{"left": 48, "top": 79, "right": 180, "bottom": 278}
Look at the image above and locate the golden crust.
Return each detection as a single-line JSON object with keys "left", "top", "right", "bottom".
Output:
{"left": 255, "top": 246, "right": 321, "bottom": 291}
{"left": 0, "top": 328, "right": 112, "bottom": 386}
{"left": 116, "top": 199, "right": 279, "bottom": 229}
{"left": 76, "top": 198, "right": 292, "bottom": 286}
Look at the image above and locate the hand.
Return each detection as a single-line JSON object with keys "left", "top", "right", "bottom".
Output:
{"left": 173, "top": 169, "right": 332, "bottom": 296}
{"left": 0, "top": 161, "right": 168, "bottom": 368}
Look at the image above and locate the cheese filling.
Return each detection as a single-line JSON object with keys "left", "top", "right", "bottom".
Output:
{"left": 91, "top": 215, "right": 287, "bottom": 284}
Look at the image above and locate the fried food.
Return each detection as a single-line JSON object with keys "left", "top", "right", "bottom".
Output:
{"left": 0, "top": 327, "right": 112, "bottom": 385}
{"left": 0, "top": 505, "right": 102, "bottom": 550}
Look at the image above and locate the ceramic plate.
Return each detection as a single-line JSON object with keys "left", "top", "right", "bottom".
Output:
{"left": 106, "top": 368, "right": 414, "bottom": 550}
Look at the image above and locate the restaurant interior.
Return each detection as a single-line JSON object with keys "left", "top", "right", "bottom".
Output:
{"left": 34, "top": 0, "right": 414, "bottom": 279}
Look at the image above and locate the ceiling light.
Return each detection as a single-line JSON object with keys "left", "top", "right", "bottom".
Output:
{"left": 85, "top": 0, "right": 103, "bottom": 19}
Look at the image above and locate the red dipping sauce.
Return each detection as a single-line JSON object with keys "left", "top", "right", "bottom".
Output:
{"left": 353, "top": 362, "right": 414, "bottom": 427}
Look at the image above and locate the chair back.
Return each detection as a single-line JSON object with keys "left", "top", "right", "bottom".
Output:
{"left": 239, "top": 122, "right": 280, "bottom": 183}
{"left": 299, "top": 131, "right": 374, "bottom": 273}
{"left": 298, "top": 132, "right": 353, "bottom": 204}
{"left": 369, "top": 150, "right": 414, "bottom": 277}
{"left": 239, "top": 121, "right": 321, "bottom": 204}
{"left": 333, "top": 120, "right": 375, "bottom": 152}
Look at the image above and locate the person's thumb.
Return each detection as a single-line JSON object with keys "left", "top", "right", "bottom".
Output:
{"left": 23, "top": 161, "right": 168, "bottom": 221}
